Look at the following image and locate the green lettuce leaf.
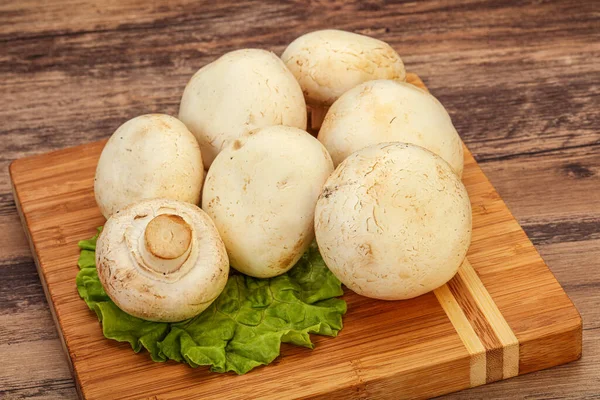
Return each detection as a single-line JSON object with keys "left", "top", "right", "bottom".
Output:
{"left": 76, "top": 229, "right": 346, "bottom": 374}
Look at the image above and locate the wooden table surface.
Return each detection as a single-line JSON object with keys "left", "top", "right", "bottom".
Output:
{"left": 1, "top": 1, "right": 598, "bottom": 399}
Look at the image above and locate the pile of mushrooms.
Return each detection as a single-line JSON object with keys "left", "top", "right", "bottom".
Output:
{"left": 93, "top": 29, "right": 472, "bottom": 322}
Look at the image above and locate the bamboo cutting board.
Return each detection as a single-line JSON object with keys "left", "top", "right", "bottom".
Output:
{"left": 10, "top": 74, "right": 582, "bottom": 400}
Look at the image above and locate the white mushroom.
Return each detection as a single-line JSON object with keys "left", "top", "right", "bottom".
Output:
{"left": 179, "top": 49, "right": 307, "bottom": 169}
{"left": 318, "top": 80, "right": 464, "bottom": 176}
{"left": 281, "top": 29, "right": 406, "bottom": 129}
{"left": 202, "top": 125, "right": 333, "bottom": 278}
{"left": 314, "top": 143, "right": 472, "bottom": 300}
{"left": 96, "top": 198, "right": 229, "bottom": 322}
{"left": 94, "top": 114, "right": 204, "bottom": 219}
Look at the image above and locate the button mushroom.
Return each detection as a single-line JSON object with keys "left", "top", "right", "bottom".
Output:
{"left": 94, "top": 114, "right": 204, "bottom": 219}
{"left": 314, "top": 142, "right": 472, "bottom": 300}
{"left": 96, "top": 198, "right": 229, "bottom": 322}
{"left": 178, "top": 49, "right": 307, "bottom": 169}
{"left": 318, "top": 80, "right": 464, "bottom": 176}
{"left": 281, "top": 29, "right": 406, "bottom": 130}
{"left": 202, "top": 125, "right": 334, "bottom": 278}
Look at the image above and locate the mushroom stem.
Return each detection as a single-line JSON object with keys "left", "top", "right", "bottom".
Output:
{"left": 141, "top": 214, "right": 192, "bottom": 274}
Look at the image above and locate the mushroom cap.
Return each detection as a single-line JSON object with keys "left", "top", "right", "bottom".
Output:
{"left": 318, "top": 80, "right": 464, "bottom": 176}
{"left": 94, "top": 114, "right": 204, "bottom": 219}
{"left": 281, "top": 29, "right": 406, "bottom": 108}
{"left": 314, "top": 143, "right": 472, "bottom": 300}
{"left": 96, "top": 198, "right": 229, "bottom": 322}
{"left": 202, "top": 125, "right": 334, "bottom": 278}
{"left": 179, "top": 49, "right": 307, "bottom": 169}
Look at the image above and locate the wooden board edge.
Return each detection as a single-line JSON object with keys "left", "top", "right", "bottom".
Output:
{"left": 519, "top": 313, "right": 583, "bottom": 375}
{"left": 308, "top": 353, "right": 473, "bottom": 400}
{"left": 9, "top": 140, "right": 108, "bottom": 181}
{"left": 9, "top": 160, "right": 86, "bottom": 400}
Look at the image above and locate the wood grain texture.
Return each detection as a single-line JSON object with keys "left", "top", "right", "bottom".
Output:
{"left": 434, "top": 284, "right": 487, "bottom": 387}
{"left": 9, "top": 74, "right": 581, "bottom": 399}
{"left": 1, "top": 0, "right": 599, "bottom": 398}
{"left": 451, "top": 261, "right": 519, "bottom": 381}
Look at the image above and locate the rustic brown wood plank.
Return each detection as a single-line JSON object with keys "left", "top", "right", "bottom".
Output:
{"left": 478, "top": 146, "right": 600, "bottom": 220}
{"left": 0, "top": 0, "right": 598, "bottom": 167}
{"left": 1, "top": 0, "right": 596, "bottom": 41}
{"left": 1, "top": 0, "right": 598, "bottom": 398}
{"left": 0, "top": 340, "right": 77, "bottom": 399}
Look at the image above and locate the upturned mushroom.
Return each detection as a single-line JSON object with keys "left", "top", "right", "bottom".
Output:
{"left": 94, "top": 114, "right": 204, "bottom": 219}
{"left": 96, "top": 198, "right": 229, "bottom": 322}
{"left": 314, "top": 142, "right": 472, "bottom": 300}
{"left": 202, "top": 125, "right": 334, "bottom": 278}
{"left": 179, "top": 49, "right": 307, "bottom": 169}
{"left": 318, "top": 80, "right": 464, "bottom": 176}
{"left": 281, "top": 29, "right": 406, "bottom": 129}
